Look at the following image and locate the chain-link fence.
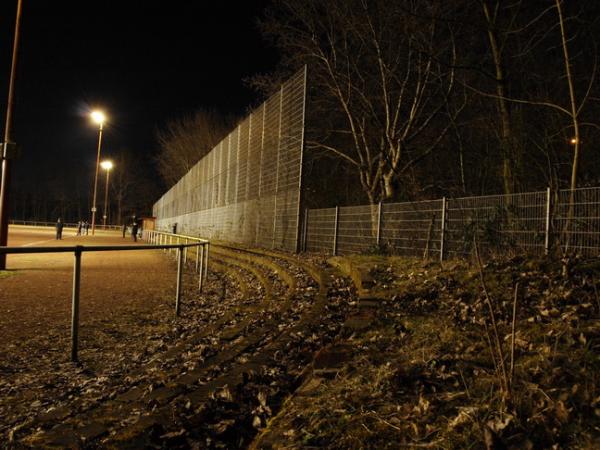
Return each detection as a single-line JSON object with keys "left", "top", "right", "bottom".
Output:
{"left": 303, "top": 187, "right": 600, "bottom": 259}
{"left": 153, "top": 68, "right": 307, "bottom": 252}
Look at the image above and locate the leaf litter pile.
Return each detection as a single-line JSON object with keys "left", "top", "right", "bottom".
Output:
{"left": 257, "top": 255, "right": 600, "bottom": 449}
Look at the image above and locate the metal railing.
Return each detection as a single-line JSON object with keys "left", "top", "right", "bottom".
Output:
{"left": 144, "top": 229, "right": 210, "bottom": 287}
{"left": 303, "top": 186, "right": 600, "bottom": 259}
{"left": 0, "top": 237, "right": 209, "bottom": 362}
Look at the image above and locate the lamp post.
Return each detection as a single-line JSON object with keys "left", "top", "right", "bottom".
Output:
{"left": 101, "top": 160, "right": 113, "bottom": 229}
{"left": 0, "top": 0, "right": 23, "bottom": 270}
{"left": 90, "top": 110, "right": 106, "bottom": 235}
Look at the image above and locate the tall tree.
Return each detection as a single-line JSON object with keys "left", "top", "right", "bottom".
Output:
{"left": 262, "top": 0, "right": 459, "bottom": 204}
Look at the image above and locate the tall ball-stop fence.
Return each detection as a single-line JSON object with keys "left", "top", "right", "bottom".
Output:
{"left": 153, "top": 68, "right": 307, "bottom": 252}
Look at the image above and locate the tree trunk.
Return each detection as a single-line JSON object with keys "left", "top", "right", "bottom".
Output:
{"left": 556, "top": 0, "right": 580, "bottom": 249}
{"left": 482, "top": 1, "right": 516, "bottom": 195}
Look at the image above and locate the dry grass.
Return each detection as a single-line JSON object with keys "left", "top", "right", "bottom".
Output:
{"left": 256, "top": 254, "right": 600, "bottom": 449}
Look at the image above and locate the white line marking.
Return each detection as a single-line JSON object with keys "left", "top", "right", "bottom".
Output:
{"left": 22, "top": 239, "right": 55, "bottom": 247}
{"left": 22, "top": 237, "right": 73, "bottom": 247}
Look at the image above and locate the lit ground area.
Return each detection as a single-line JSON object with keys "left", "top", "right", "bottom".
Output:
{"left": 5, "top": 224, "right": 121, "bottom": 248}
{"left": 0, "top": 226, "right": 182, "bottom": 443}
{"left": 4, "top": 227, "right": 596, "bottom": 448}
{"left": 0, "top": 226, "right": 353, "bottom": 448}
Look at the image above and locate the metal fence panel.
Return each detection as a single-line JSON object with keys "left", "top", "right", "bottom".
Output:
{"left": 555, "top": 188, "right": 600, "bottom": 256}
{"left": 336, "top": 205, "right": 377, "bottom": 254}
{"left": 153, "top": 68, "right": 307, "bottom": 251}
{"left": 305, "top": 208, "right": 337, "bottom": 253}
{"left": 446, "top": 191, "right": 547, "bottom": 257}
{"left": 381, "top": 200, "right": 444, "bottom": 258}
{"left": 305, "top": 187, "right": 600, "bottom": 258}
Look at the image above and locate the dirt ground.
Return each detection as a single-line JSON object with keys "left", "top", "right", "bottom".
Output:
{"left": 0, "top": 226, "right": 354, "bottom": 448}
{"left": 1, "top": 226, "right": 177, "bottom": 352}
{"left": 0, "top": 226, "right": 183, "bottom": 439}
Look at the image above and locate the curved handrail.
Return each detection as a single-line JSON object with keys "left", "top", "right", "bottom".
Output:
{"left": 0, "top": 239, "right": 209, "bottom": 362}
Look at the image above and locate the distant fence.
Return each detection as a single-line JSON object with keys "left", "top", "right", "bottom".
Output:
{"left": 303, "top": 187, "right": 600, "bottom": 259}
{"left": 153, "top": 68, "right": 307, "bottom": 252}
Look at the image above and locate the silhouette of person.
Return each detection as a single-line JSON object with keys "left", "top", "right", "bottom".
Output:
{"left": 131, "top": 221, "right": 139, "bottom": 242}
{"left": 56, "top": 218, "right": 64, "bottom": 240}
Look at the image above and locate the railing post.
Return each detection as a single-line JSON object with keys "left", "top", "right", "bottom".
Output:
{"left": 71, "top": 246, "right": 83, "bottom": 362}
{"left": 195, "top": 242, "right": 200, "bottom": 273}
{"left": 203, "top": 242, "right": 209, "bottom": 282}
{"left": 440, "top": 197, "right": 447, "bottom": 263}
{"left": 544, "top": 186, "right": 551, "bottom": 255}
{"left": 175, "top": 245, "right": 184, "bottom": 316}
{"left": 184, "top": 238, "right": 188, "bottom": 264}
{"left": 376, "top": 201, "right": 382, "bottom": 246}
{"left": 198, "top": 244, "right": 204, "bottom": 291}
{"left": 333, "top": 206, "right": 339, "bottom": 256}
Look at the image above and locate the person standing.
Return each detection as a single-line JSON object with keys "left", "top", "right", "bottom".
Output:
{"left": 76, "top": 221, "right": 83, "bottom": 236}
{"left": 122, "top": 222, "right": 127, "bottom": 238}
{"left": 131, "top": 221, "right": 139, "bottom": 242}
{"left": 84, "top": 221, "right": 90, "bottom": 235}
{"left": 56, "top": 218, "right": 64, "bottom": 240}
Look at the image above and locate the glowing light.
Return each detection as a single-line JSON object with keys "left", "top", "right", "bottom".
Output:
{"left": 91, "top": 110, "right": 106, "bottom": 125}
{"left": 570, "top": 137, "right": 578, "bottom": 145}
{"left": 100, "top": 160, "right": 113, "bottom": 170}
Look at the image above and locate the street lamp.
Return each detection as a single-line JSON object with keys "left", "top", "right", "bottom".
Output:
{"left": 100, "top": 160, "right": 113, "bottom": 229}
{"left": 90, "top": 110, "right": 106, "bottom": 235}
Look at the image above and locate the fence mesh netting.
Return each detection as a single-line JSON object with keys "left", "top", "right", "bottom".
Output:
{"left": 153, "top": 68, "right": 306, "bottom": 251}
{"left": 304, "top": 187, "right": 600, "bottom": 258}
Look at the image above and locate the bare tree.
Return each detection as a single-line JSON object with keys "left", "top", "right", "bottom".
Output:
{"left": 263, "top": 0, "right": 459, "bottom": 204}
{"left": 155, "top": 108, "right": 234, "bottom": 188}
{"left": 479, "top": 0, "right": 523, "bottom": 195}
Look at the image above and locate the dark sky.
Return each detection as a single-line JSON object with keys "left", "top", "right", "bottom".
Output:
{"left": 0, "top": 0, "right": 277, "bottom": 195}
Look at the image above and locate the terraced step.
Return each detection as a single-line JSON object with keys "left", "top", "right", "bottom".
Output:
{"left": 15, "top": 243, "right": 355, "bottom": 449}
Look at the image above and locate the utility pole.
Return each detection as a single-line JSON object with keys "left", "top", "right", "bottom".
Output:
{"left": 0, "top": 0, "right": 24, "bottom": 270}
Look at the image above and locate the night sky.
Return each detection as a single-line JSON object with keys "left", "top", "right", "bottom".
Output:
{"left": 0, "top": 0, "right": 277, "bottom": 200}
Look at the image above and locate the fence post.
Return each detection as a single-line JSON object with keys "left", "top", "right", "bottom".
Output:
{"left": 544, "top": 186, "right": 551, "bottom": 255}
{"left": 440, "top": 197, "right": 447, "bottom": 263}
{"left": 184, "top": 238, "right": 188, "bottom": 264}
{"left": 302, "top": 208, "right": 309, "bottom": 252}
{"left": 376, "top": 201, "right": 382, "bottom": 246}
{"left": 175, "top": 245, "right": 184, "bottom": 316}
{"left": 195, "top": 242, "right": 200, "bottom": 273}
{"left": 333, "top": 206, "right": 340, "bottom": 256}
{"left": 71, "top": 246, "right": 83, "bottom": 362}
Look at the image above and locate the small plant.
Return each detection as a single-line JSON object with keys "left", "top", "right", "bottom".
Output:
{"left": 364, "top": 241, "right": 393, "bottom": 255}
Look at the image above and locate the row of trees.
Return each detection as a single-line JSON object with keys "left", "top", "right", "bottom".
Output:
{"left": 11, "top": 148, "right": 157, "bottom": 224}
{"left": 256, "top": 0, "right": 600, "bottom": 206}
{"left": 154, "top": 109, "right": 235, "bottom": 189}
